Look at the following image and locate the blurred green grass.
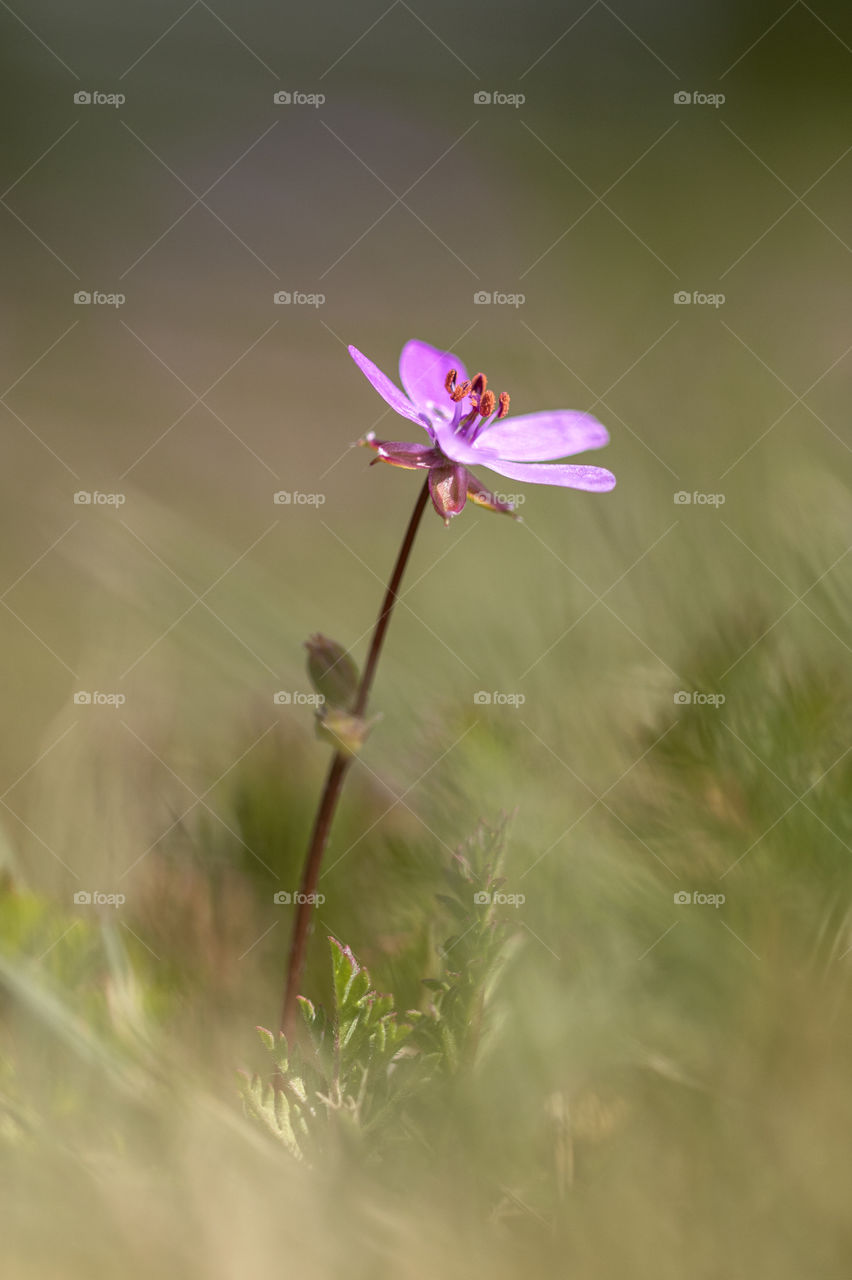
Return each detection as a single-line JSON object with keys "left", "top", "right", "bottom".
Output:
{"left": 2, "top": 471, "right": 850, "bottom": 1277}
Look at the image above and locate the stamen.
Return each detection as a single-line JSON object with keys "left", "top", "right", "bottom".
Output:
{"left": 470, "top": 372, "right": 488, "bottom": 396}
{"left": 444, "top": 369, "right": 458, "bottom": 394}
{"left": 479, "top": 390, "right": 496, "bottom": 417}
{"left": 449, "top": 379, "right": 472, "bottom": 402}
{"left": 497, "top": 391, "right": 510, "bottom": 419}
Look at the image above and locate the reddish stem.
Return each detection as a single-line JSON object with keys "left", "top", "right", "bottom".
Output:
{"left": 279, "top": 477, "right": 431, "bottom": 1039}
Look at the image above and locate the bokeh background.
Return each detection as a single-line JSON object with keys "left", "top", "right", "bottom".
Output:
{"left": 2, "top": 2, "right": 851, "bottom": 1277}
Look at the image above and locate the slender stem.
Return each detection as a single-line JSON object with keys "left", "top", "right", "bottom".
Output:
{"left": 279, "top": 477, "right": 431, "bottom": 1039}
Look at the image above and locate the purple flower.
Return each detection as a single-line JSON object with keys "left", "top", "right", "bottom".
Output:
{"left": 349, "top": 338, "right": 616, "bottom": 523}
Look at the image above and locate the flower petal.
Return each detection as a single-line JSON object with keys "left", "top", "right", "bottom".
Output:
{"left": 474, "top": 410, "right": 609, "bottom": 461}
{"left": 428, "top": 462, "right": 469, "bottom": 522}
{"left": 431, "top": 421, "right": 488, "bottom": 466}
{"left": 466, "top": 472, "right": 519, "bottom": 517}
{"left": 349, "top": 345, "right": 426, "bottom": 427}
{"left": 361, "top": 436, "right": 442, "bottom": 470}
{"left": 479, "top": 458, "right": 617, "bottom": 492}
{"left": 399, "top": 340, "right": 467, "bottom": 414}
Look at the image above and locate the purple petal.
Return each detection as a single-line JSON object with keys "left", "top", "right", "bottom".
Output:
{"left": 349, "top": 346, "right": 426, "bottom": 427}
{"left": 479, "top": 458, "right": 617, "bottom": 492}
{"left": 466, "top": 473, "right": 519, "bottom": 517}
{"left": 399, "top": 340, "right": 467, "bottom": 414}
{"left": 363, "top": 437, "right": 442, "bottom": 470}
{"left": 431, "top": 421, "right": 487, "bottom": 466}
{"left": 474, "top": 410, "right": 609, "bottom": 462}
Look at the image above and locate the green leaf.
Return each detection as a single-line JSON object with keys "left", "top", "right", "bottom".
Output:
{"left": 434, "top": 894, "right": 469, "bottom": 921}
{"left": 297, "top": 997, "right": 315, "bottom": 1025}
{"left": 329, "top": 936, "right": 361, "bottom": 1010}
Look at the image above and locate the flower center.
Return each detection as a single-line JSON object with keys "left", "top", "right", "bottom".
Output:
{"left": 443, "top": 369, "right": 510, "bottom": 441}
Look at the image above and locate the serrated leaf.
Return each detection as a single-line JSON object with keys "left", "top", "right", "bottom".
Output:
{"left": 256, "top": 1025, "right": 275, "bottom": 1052}
{"left": 329, "top": 936, "right": 361, "bottom": 1009}
{"left": 297, "top": 996, "right": 316, "bottom": 1026}
{"left": 273, "top": 1083, "right": 289, "bottom": 1128}
{"left": 371, "top": 993, "right": 394, "bottom": 1020}
{"left": 340, "top": 1010, "right": 364, "bottom": 1052}
{"left": 287, "top": 1074, "right": 307, "bottom": 1104}
{"left": 346, "top": 968, "right": 371, "bottom": 1012}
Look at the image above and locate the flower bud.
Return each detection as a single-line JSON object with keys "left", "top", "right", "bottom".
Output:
{"left": 304, "top": 633, "right": 360, "bottom": 709}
